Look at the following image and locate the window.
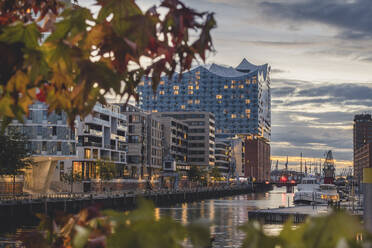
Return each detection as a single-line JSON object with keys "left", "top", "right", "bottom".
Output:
{"left": 42, "top": 141, "right": 47, "bottom": 151}
{"left": 245, "top": 109, "right": 251, "bottom": 113}
{"left": 57, "top": 142, "right": 62, "bottom": 151}
{"left": 139, "top": 81, "right": 144, "bottom": 86}
{"left": 181, "top": 105, "right": 185, "bottom": 109}
{"left": 188, "top": 100, "right": 193, "bottom": 104}
{"left": 195, "top": 85, "right": 199, "bottom": 90}
{"left": 174, "top": 90, "right": 179, "bottom": 95}
{"left": 246, "top": 79, "right": 250, "bottom": 84}
{"left": 52, "top": 126, "right": 57, "bottom": 136}
{"left": 188, "top": 86, "right": 193, "bottom": 90}
{"left": 231, "top": 114, "right": 236, "bottom": 118}
{"left": 245, "top": 99, "right": 250, "bottom": 104}
{"left": 195, "top": 99, "right": 200, "bottom": 104}
{"left": 188, "top": 90, "right": 193, "bottom": 95}
{"left": 224, "top": 85, "right": 228, "bottom": 89}
{"left": 173, "top": 85, "right": 179, "bottom": 90}
{"left": 239, "top": 85, "right": 244, "bottom": 89}
{"left": 159, "top": 90, "right": 165, "bottom": 95}
{"left": 152, "top": 110, "right": 158, "bottom": 112}
{"left": 160, "top": 81, "right": 164, "bottom": 85}
{"left": 216, "top": 95, "right": 222, "bottom": 99}
{"left": 93, "top": 149, "right": 98, "bottom": 159}
{"left": 84, "top": 149, "right": 91, "bottom": 159}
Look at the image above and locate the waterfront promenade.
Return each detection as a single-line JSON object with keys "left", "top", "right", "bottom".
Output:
{"left": 0, "top": 183, "right": 272, "bottom": 229}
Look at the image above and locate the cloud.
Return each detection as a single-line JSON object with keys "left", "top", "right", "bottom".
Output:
{"left": 270, "top": 78, "right": 372, "bottom": 165}
{"left": 260, "top": 0, "right": 372, "bottom": 40}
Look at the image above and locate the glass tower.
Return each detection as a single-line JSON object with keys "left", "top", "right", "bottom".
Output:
{"left": 137, "top": 58, "right": 271, "bottom": 141}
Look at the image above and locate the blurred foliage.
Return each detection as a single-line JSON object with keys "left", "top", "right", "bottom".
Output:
{"left": 20, "top": 199, "right": 211, "bottom": 248}
{"left": 240, "top": 210, "right": 372, "bottom": 248}
{"left": 61, "top": 169, "right": 82, "bottom": 193}
{"left": 0, "top": 0, "right": 216, "bottom": 127}
{"left": 18, "top": 202, "right": 372, "bottom": 248}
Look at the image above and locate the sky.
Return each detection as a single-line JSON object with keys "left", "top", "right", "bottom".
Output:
{"left": 79, "top": 0, "right": 372, "bottom": 172}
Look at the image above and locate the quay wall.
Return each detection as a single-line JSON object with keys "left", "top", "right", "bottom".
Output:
{"left": 0, "top": 183, "right": 272, "bottom": 232}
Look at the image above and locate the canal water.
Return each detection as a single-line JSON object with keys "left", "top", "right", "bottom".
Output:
{"left": 156, "top": 186, "right": 294, "bottom": 248}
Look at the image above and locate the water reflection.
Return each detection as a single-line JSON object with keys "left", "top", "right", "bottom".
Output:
{"left": 155, "top": 186, "right": 294, "bottom": 248}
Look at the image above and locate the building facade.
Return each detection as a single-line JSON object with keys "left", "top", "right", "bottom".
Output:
{"left": 137, "top": 58, "right": 271, "bottom": 141}
{"left": 6, "top": 102, "right": 76, "bottom": 193}
{"left": 57, "top": 103, "right": 128, "bottom": 192}
{"left": 354, "top": 114, "right": 372, "bottom": 180}
{"left": 119, "top": 104, "right": 163, "bottom": 180}
{"left": 244, "top": 136, "right": 271, "bottom": 183}
{"left": 152, "top": 111, "right": 215, "bottom": 169}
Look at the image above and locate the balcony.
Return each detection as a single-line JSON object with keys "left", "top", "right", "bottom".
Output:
{"left": 83, "top": 129, "right": 103, "bottom": 137}
{"left": 111, "top": 133, "right": 126, "bottom": 142}
{"left": 79, "top": 141, "right": 102, "bottom": 148}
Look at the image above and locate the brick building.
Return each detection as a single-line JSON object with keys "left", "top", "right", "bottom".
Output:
{"left": 244, "top": 136, "right": 270, "bottom": 182}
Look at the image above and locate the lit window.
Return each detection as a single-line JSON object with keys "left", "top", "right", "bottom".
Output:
{"left": 240, "top": 114, "right": 245, "bottom": 118}
{"left": 223, "top": 109, "right": 228, "bottom": 114}
{"left": 139, "top": 82, "right": 144, "bottom": 86}
{"left": 174, "top": 90, "right": 179, "bottom": 95}
{"left": 195, "top": 85, "right": 199, "bottom": 90}
{"left": 216, "top": 95, "right": 222, "bottom": 99}
{"left": 181, "top": 105, "right": 185, "bottom": 109}
{"left": 188, "top": 100, "right": 193, "bottom": 104}
{"left": 231, "top": 80, "right": 236, "bottom": 84}
{"left": 231, "top": 85, "right": 236, "bottom": 89}
{"left": 224, "top": 85, "right": 228, "bottom": 89}
{"left": 245, "top": 109, "right": 251, "bottom": 113}
{"left": 245, "top": 99, "right": 250, "bottom": 104}
{"left": 160, "top": 81, "right": 164, "bottom": 85}
{"left": 231, "top": 114, "right": 236, "bottom": 118}
{"left": 188, "top": 86, "right": 193, "bottom": 90}
{"left": 240, "top": 94, "right": 244, "bottom": 99}
{"left": 195, "top": 100, "right": 200, "bottom": 104}
{"left": 195, "top": 81, "right": 199, "bottom": 85}
{"left": 152, "top": 110, "right": 158, "bottom": 112}
{"left": 239, "top": 85, "right": 244, "bottom": 89}
{"left": 195, "top": 71, "right": 200, "bottom": 75}
{"left": 173, "top": 85, "right": 179, "bottom": 90}
{"left": 246, "top": 79, "right": 250, "bottom": 84}
{"left": 159, "top": 91, "right": 165, "bottom": 95}
{"left": 188, "top": 90, "right": 193, "bottom": 95}
{"left": 84, "top": 149, "right": 91, "bottom": 159}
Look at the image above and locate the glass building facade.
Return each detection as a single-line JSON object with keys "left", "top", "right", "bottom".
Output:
{"left": 137, "top": 58, "right": 271, "bottom": 141}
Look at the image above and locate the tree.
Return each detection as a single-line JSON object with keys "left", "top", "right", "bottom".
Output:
{"left": 0, "top": 0, "right": 216, "bottom": 128}
{"left": 209, "top": 166, "right": 221, "bottom": 181}
{"left": 187, "top": 165, "right": 206, "bottom": 183}
{"left": 97, "top": 160, "right": 117, "bottom": 192}
{"left": 61, "top": 169, "right": 82, "bottom": 193}
{"left": 0, "top": 129, "right": 33, "bottom": 195}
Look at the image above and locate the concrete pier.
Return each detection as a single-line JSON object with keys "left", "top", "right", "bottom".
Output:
{"left": 248, "top": 205, "right": 330, "bottom": 224}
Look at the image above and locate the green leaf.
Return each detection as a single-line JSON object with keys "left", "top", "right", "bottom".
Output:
{"left": 73, "top": 225, "right": 91, "bottom": 248}
{"left": 0, "top": 22, "right": 40, "bottom": 49}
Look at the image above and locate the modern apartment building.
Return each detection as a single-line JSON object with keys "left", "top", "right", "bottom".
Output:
{"left": 215, "top": 137, "right": 245, "bottom": 178}
{"left": 137, "top": 58, "right": 271, "bottom": 141}
{"left": 57, "top": 103, "right": 128, "bottom": 192}
{"left": 5, "top": 102, "right": 76, "bottom": 193}
{"left": 119, "top": 104, "right": 163, "bottom": 180}
{"left": 155, "top": 116, "right": 189, "bottom": 172}
{"left": 354, "top": 114, "right": 372, "bottom": 181}
{"left": 152, "top": 112, "right": 215, "bottom": 169}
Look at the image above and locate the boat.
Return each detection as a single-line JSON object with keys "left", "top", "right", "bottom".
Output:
{"left": 294, "top": 177, "right": 339, "bottom": 204}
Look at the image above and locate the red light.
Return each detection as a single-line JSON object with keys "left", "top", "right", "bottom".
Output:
{"left": 265, "top": 181, "right": 270, "bottom": 184}
{"left": 280, "top": 176, "right": 287, "bottom": 182}
{"left": 290, "top": 180, "right": 296, "bottom": 184}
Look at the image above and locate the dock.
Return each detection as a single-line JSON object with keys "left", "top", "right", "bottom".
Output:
{"left": 248, "top": 205, "right": 330, "bottom": 224}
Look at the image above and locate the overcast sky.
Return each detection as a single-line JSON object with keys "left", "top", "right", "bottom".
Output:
{"left": 80, "top": 0, "right": 372, "bottom": 172}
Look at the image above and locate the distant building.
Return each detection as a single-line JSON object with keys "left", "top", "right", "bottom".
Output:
{"left": 354, "top": 144, "right": 372, "bottom": 182}
{"left": 137, "top": 58, "right": 271, "bottom": 141}
{"left": 243, "top": 136, "right": 271, "bottom": 183}
{"left": 5, "top": 102, "right": 76, "bottom": 193}
{"left": 353, "top": 114, "right": 372, "bottom": 181}
{"left": 215, "top": 137, "right": 245, "bottom": 179}
{"left": 152, "top": 111, "right": 215, "bottom": 170}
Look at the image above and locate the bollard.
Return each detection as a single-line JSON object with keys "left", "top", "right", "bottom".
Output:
{"left": 363, "top": 168, "right": 372, "bottom": 233}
